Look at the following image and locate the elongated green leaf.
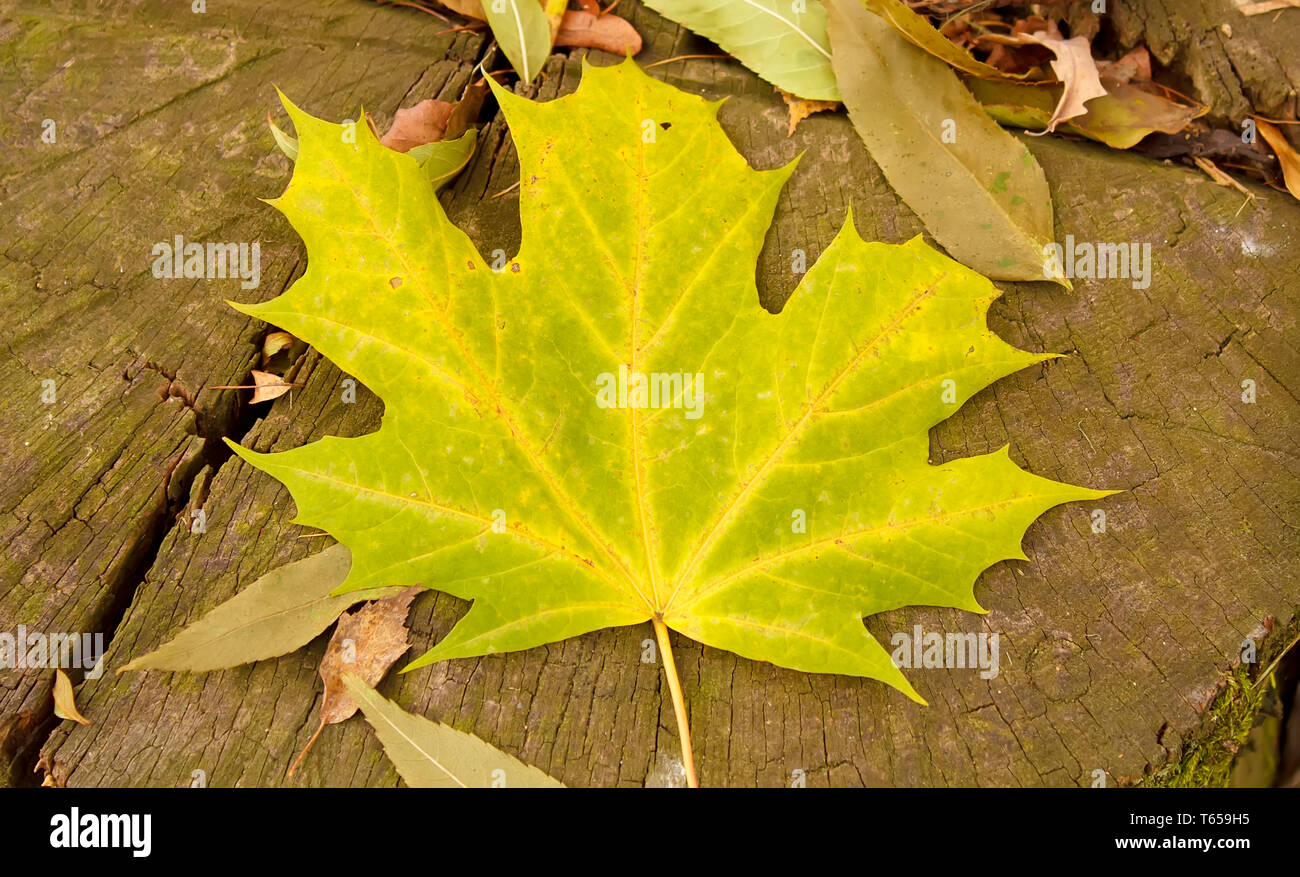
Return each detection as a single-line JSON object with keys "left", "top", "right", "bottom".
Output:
{"left": 269, "top": 116, "right": 298, "bottom": 161}
{"left": 826, "top": 0, "right": 1062, "bottom": 284}
{"left": 121, "top": 545, "right": 404, "bottom": 672}
{"left": 229, "top": 60, "right": 1109, "bottom": 704}
{"left": 408, "top": 129, "right": 478, "bottom": 190}
{"left": 481, "top": 0, "right": 553, "bottom": 84}
{"left": 967, "top": 79, "right": 1206, "bottom": 150}
{"left": 343, "top": 675, "right": 564, "bottom": 787}
{"left": 643, "top": 0, "right": 839, "bottom": 100}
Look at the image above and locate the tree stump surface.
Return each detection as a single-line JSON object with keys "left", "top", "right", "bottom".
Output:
{"left": 1, "top": 0, "right": 1296, "bottom": 787}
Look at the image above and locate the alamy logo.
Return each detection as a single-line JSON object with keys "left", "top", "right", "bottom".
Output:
{"left": 890, "top": 625, "right": 1000, "bottom": 679}
{"left": 1042, "top": 235, "right": 1151, "bottom": 289}
{"left": 151, "top": 234, "right": 261, "bottom": 289}
{"left": 50, "top": 808, "right": 151, "bottom": 858}
{"left": 0, "top": 626, "right": 104, "bottom": 678}
{"left": 595, "top": 364, "right": 704, "bottom": 420}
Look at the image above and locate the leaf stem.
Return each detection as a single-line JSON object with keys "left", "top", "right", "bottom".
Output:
{"left": 652, "top": 616, "right": 698, "bottom": 788}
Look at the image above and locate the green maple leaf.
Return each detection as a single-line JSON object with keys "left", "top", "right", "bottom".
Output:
{"left": 229, "top": 59, "right": 1110, "bottom": 710}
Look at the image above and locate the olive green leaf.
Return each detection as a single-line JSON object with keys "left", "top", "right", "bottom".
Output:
{"left": 121, "top": 545, "right": 404, "bottom": 672}
{"left": 344, "top": 675, "right": 564, "bottom": 787}
{"left": 826, "top": 0, "right": 1063, "bottom": 284}
{"left": 642, "top": 0, "right": 839, "bottom": 100}
{"left": 481, "top": 0, "right": 553, "bottom": 84}
{"left": 968, "top": 79, "right": 1206, "bottom": 150}
{"left": 227, "top": 59, "right": 1109, "bottom": 705}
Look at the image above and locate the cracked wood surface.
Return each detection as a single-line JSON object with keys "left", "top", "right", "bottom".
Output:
{"left": 4, "top": 0, "right": 1298, "bottom": 787}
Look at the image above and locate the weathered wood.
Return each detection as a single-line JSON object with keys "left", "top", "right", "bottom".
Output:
{"left": 10, "top": 0, "right": 1300, "bottom": 787}
{"left": 0, "top": 0, "right": 485, "bottom": 784}
{"left": 1111, "top": 0, "right": 1300, "bottom": 126}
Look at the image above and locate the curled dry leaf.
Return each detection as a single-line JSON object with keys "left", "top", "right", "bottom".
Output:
{"left": 52, "top": 669, "right": 90, "bottom": 726}
{"left": 1256, "top": 119, "right": 1300, "bottom": 201}
{"left": 554, "top": 10, "right": 642, "bottom": 56}
{"left": 1239, "top": 0, "right": 1300, "bottom": 14}
{"left": 444, "top": 81, "right": 489, "bottom": 141}
{"left": 208, "top": 369, "right": 301, "bottom": 404}
{"left": 1098, "top": 46, "right": 1151, "bottom": 86}
{"left": 381, "top": 99, "right": 455, "bottom": 153}
{"left": 1020, "top": 30, "right": 1107, "bottom": 134}
{"left": 290, "top": 586, "right": 421, "bottom": 775}
{"left": 249, "top": 370, "right": 297, "bottom": 404}
{"left": 261, "top": 330, "right": 294, "bottom": 366}
{"left": 779, "top": 88, "right": 839, "bottom": 136}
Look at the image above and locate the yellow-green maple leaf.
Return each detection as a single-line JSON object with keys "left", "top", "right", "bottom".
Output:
{"left": 229, "top": 59, "right": 1110, "bottom": 704}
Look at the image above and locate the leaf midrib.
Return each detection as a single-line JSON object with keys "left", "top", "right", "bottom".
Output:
{"left": 661, "top": 275, "right": 945, "bottom": 614}
{"left": 313, "top": 147, "right": 651, "bottom": 611}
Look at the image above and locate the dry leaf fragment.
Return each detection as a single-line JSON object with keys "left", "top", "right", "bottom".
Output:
{"left": 248, "top": 370, "right": 297, "bottom": 404}
{"left": 209, "top": 369, "right": 300, "bottom": 403}
{"left": 779, "top": 88, "right": 839, "bottom": 136}
{"left": 52, "top": 670, "right": 90, "bottom": 726}
{"left": 261, "top": 330, "right": 294, "bottom": 366}
{"left": 554, "top": 10, "right": 641, "bottom": 55}
{"left": 1098, "top": 46, "right": 1151, "bottom": 86}
{"left": 1192, "top": 156, "right": 1257, "bottom": 213}
{"left": 443, "top": 81, "right": 489, "bottom": 142}
{"left": 1256, "top": 118, "right": 1300, "bottom": 200}
{"left": 1021, "top": 29, "right": 1107, "bottom": 134}
{"left": 381, "top": 99, "right": 455, "bottom": 153}
{"left": 1239, "top": 0, "right": 1299, "bottom": 14}
{"left": 289, "top": 586, "right": 421, "bottom": 775}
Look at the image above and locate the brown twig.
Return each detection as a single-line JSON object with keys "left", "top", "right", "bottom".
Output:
{"left": 374, "top": 0, "right": 451, "bottom": 23}
{"left": 644, "top": 53, "right": 729, "bottom": 69}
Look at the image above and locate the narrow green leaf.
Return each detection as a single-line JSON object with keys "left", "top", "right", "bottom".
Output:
{"left": 121, "top": 544, "right": 404, "bottom": 672}
{"left": 642, "top": 0, "right": 839, "bottom": 100}
{"left": 343, "top": 675, "right": 564, "bottom": 787}
{"left": 269, "top": 115, "right": 298, "bottom": 160}
{"left": 481, "top": 0, "right": 553, "bottom": 84}
{"left": 408, "top": 129, "right": 478, "bottom": 190}
{"left": 968, "top": 79, "right": 1206, "bottom": 150}
{"left": 826, "top": 0, "right": 1062, "bottom": 284}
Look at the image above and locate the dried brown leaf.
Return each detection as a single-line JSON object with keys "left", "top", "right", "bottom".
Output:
{"left": 554, "top": 10, "right": 641, "bottom": 55}
{"left": 289, "top": 586, "right": 421, "bottom": 774}
{"left": 1022, "top": 29, "right": 1108, "bottom": 134}
{"left": 444, "top": 81, "right": 489, "bottom": 141}
{"left": 1239, "top": 0, "right": 1299, "bottom": 15}
{"left": 1257, "top": 118, "right": 1300, "bottom": 200}
{"left": 381, "top": 99, "right": 455, "bottom": 153}
{"left": 249, "top": 369, "right": 295, "bottom": 404}
{"left": 778, "top": 88, "right": 839, "bottom": 136}
{"left": 261, "top": 330, "right": 294, "bottom": 365}
{"left": 52, "top": 670, "right": 90, "bottom": 726}
{"left": 1098, "top": 46, "right": 1151, "bottom": 85}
